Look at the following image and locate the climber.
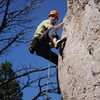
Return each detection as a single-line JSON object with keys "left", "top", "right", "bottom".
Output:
{"left": 29, "top": 10, "right": 66, "bottom": 65}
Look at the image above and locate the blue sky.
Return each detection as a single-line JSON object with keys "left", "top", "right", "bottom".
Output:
{"left": 0, "top": 0, "right": 67, "bottom": 99}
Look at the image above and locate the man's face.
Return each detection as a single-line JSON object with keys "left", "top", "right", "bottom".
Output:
{"left": 49, "top": 15, "right": 58, "bottom": 25}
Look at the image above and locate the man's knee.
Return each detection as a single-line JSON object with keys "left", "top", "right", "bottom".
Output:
{"left": 48, "top": 27, "right": 59, "bottom": 40}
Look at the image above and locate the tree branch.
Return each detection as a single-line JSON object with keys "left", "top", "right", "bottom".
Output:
{"left": 0, "top": 0, "right": 10, "bottom": 32}
{"left": 0, "top": 66, "right": 56, "bottom": 87}
{"left": 0, "top": 31, "right": 26, "bottom": 54}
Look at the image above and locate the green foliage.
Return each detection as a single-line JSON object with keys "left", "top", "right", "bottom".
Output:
{"left": 0, "top": 61, "right": 23, "bottom": 100}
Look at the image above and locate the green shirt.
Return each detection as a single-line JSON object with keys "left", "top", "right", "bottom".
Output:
{"left": 34, "top": 19, "right": 53, "bottom": 38}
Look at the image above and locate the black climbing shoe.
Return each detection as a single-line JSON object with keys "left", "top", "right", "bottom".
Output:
{"left": 57, "top": 87, "right": 61, "bottom": 94}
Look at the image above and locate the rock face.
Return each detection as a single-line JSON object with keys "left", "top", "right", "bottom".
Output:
{"left": 58, "top": 0, "right": 100, "bottom": 100}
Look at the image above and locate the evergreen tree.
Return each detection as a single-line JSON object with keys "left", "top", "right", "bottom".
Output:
{"left": 0, "top": 61, "right": 23, "bottom": 100}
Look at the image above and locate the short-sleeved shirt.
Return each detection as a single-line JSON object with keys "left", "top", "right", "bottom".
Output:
{"left": 34, "top": 19, "right": 53, "bottom": 38}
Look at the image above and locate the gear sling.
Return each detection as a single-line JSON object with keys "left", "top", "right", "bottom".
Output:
{"left": 29, "top": 27, "right": 59, "bottom": 65}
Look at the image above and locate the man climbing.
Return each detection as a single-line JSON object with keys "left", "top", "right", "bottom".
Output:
{"left": 29, "top": 10, "right": 66, "bottom": 65}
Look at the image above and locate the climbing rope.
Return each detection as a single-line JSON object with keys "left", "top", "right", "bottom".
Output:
{"left": 45, "top": 50, "right": 51, "bottom": 100}
{"left": 45, "top": 63, "right": 51, "bottom": 100}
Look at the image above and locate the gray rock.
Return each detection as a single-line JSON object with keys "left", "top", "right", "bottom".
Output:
{"left": 58, "top": 0, "right": 100, "bottom": 100}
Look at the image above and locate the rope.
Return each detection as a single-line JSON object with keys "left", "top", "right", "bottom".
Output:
{"left": 45, "top": 50, "right": 51, "bottom": 100}
{"left": 45, "top": 63, "right": 50, "bottom": 100}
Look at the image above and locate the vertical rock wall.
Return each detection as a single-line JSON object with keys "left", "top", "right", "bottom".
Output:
{"left": 59, "top": 0, "right": 100, "bottom": 100}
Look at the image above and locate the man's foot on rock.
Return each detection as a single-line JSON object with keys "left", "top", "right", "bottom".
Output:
{"left": 57, "top": 87, "right": 61, "bottom": 94}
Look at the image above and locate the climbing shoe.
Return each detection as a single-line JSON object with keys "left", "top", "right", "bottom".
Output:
{"left": 57, "top": 87, "right": 61, "bottom": 94}
{"left": 54, "top": 37, "right": 67, "bottom": 48}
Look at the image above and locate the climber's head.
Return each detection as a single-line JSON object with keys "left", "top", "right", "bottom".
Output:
{"left": 48, "top": 10, "right": 59, "bottom": 19}
{"left": 48, "top": 10, "right": 59, "bottom": 24}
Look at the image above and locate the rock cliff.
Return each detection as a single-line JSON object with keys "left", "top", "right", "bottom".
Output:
{"left": 58, "top": 0, "right": 100, "bottom": 100}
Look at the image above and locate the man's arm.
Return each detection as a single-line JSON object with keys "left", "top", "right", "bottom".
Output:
{"left": 54, "top": 22, "right": 64, "bottom": 30}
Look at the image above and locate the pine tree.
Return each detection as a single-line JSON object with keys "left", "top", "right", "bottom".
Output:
{"left": 0, "top": 61, "right": 23, "bottom": 100}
